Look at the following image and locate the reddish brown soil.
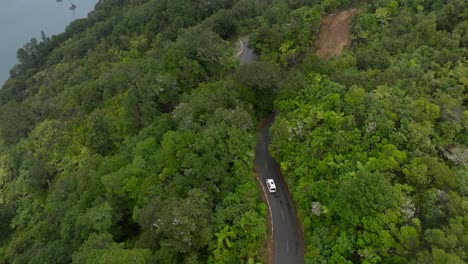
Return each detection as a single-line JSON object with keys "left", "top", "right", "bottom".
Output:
{"left": 316, "top": 9, "right": 357, "bottom": 60}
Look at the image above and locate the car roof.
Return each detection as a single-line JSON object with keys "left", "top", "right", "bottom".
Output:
{"left": 267, "top": 179, "right": 275, "bottom": 184}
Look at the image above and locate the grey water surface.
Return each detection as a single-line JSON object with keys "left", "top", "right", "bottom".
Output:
{"left": 0, "top": 0, "right": 98, "bottom": 87}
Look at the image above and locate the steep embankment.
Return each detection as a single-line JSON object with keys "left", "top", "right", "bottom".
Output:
{"left": 315, "top": 9, "right": 357, "bottom": 59}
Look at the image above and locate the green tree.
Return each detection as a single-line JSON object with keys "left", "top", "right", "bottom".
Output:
{"left": 234, "top": 61, "right": 281, "bottom": 115}
{"left": 212, "top": 225, "right": 237, "bottom": 261}
{"left": 0, "top": 101, "right": 36, "bottom": 145}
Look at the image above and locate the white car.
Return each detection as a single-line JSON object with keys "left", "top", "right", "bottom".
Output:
{"left": 266, "top": 179, "right": 276, "bottom": 193}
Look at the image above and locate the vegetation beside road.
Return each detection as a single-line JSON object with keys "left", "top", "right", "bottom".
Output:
{"left": 270, "top": 0, "right": 467, "bottom": 263}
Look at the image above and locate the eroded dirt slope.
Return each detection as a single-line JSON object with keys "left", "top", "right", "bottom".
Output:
{"left": 316, "top": 9, "right": 357, "bottom": 59}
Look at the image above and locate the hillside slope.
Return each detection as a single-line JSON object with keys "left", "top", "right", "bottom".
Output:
{"left": 315, "top": 9, "right": 357, "bottom": 59}
{"left": 0, "top": 1, "right": 273, "bottom": 263}
{"left": 271, "top": 1, "right": 467, "bottom": 263}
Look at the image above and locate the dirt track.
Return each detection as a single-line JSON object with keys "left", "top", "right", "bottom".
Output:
{"left": 316, "top": 9, "right": 357, "bottom": 59}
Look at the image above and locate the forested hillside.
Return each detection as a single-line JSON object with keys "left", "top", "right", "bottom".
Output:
{"left": 269, "top": 0, "right": 468, "bottom": 263}
{"left": 0, "top": 0, "right": 466, "bottom": 263}
{"left": 0, "top": 0, "right": 278, "bottom": 263}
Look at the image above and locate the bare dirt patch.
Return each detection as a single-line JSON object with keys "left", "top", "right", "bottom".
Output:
{"left": 316, "top": 9, "right": 357, "bottom": 60}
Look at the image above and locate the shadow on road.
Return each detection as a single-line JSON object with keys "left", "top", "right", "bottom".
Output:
{"left": 254, "top": 113, "right": 305, "bottom": 264}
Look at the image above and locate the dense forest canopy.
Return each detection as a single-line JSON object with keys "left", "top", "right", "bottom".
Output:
{"left": 0, "top": 0, "right": 269, "bottom": 263}
{"left": 269, "top": 0, "right": 467, "bottom": 263}
{"left": 0, "top": 0, "right": 466, "bottom": 263}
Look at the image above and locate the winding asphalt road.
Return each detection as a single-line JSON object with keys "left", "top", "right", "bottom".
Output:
{"left": 237, "top": 38, "right": 304, "bottom": 264}
{"left": 237, "top": 37, "right": 257, "bottom": 64}
{"left": 255, "top": 115, "right": 305, "bottom": 264}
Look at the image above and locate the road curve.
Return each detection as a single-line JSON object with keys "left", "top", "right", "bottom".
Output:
{"left": 236, "top": 38, "right": 304, "bottom": 263}
{"left": 255, "top": 114, "right": 305, "bottom": 264}
{"left": 237, "top": 37, "right": 257, "bottom": 64}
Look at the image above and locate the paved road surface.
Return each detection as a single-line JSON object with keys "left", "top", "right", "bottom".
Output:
{"left": 237, "top": 37, "right": 257, "bottom": 64}
{"left": 237, "top": 38, "right": 304, "bottom": 264}
{"left": 255, "top": 114, "right": 305, "bottom": 264}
